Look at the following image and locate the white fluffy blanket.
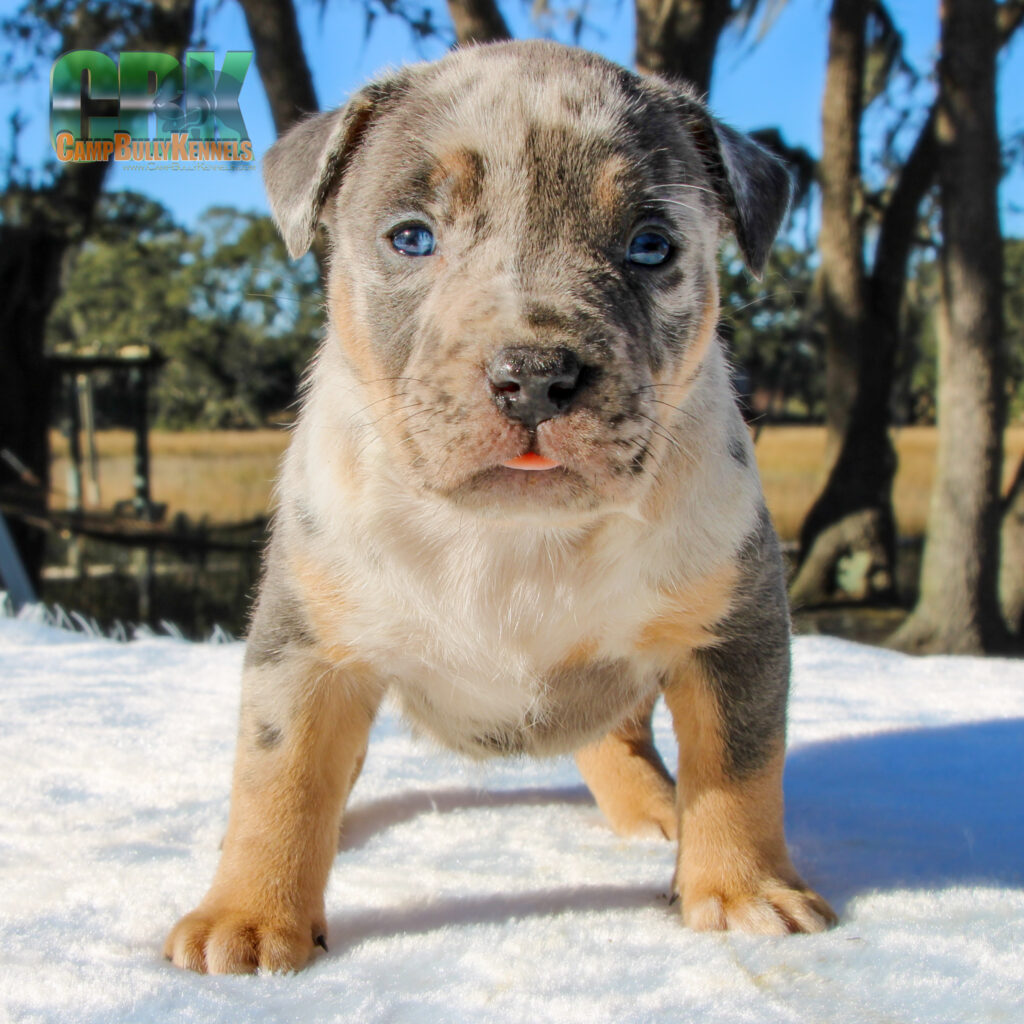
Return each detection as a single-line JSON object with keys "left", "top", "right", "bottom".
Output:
{"left": 1, "top": 614, "right": 1022, "bottom": 1023}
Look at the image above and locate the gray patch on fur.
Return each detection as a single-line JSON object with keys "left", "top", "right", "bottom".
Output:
{"left": 694, "top": 508, "right": 791, "bottom": 777}
{"left": 244, "top": 547, "right": 316, "bottom": 669}
{"left": 255, "top": 721, "right": 284, "bottom": 750}
{"left": 728, "top": 428, "right": 750, "bottom": 467}
{"left": 397, "top": 655, "right": 651, "bottom": 760}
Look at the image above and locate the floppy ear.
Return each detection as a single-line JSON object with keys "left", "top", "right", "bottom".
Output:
{"left": 683, "top": 104, "right": 794, "bottom": 278}
{"left": 262, "top": 76, "right": 408, "bottom": 259}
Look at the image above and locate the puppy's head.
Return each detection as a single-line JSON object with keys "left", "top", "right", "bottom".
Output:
{"left": 264, "top": 41, "right": 790, "bottom": 520}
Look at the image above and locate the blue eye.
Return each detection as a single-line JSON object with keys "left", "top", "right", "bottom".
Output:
{"left": 390, "top": 224, "right": 435, "bottom": 257}
{"left": 627, "top": 231, "right": 672, "bottom": 266}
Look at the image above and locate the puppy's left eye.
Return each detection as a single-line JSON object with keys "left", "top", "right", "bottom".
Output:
{"left": 626, "top": 231, "right": 672, "bottom": 266}
{"left": 391, "top": 224, "right": 436, "bottom": 257}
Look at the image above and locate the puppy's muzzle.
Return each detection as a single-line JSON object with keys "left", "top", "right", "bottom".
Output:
{"left": 486, "top": 346, "right": 584, "bottom": 430}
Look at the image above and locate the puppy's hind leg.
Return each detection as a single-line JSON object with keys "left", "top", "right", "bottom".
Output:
{"left": 575, "top": 694, "right": 677, "bottom": 840}
{"left": 164, "top": 649, "right": 383, "bottom": 974}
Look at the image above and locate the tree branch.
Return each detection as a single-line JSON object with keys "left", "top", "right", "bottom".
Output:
{"left": 869, "top": 0, "right": 1021, "bottom": 312}
{"left": 237, "top": 0, "right": 319, "bottom": 132}
{"left": 445, "top": 0, "right": 510, "bottom": 46}
{"left": 997, "top": 0, "right": 1024, "bottom": 43}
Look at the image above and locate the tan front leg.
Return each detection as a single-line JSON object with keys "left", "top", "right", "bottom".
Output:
{"left": 663, "top": 656, "right": 835, "bottom": 933}
{"left": 165, "top": 655, "right": 381, "bottom": 973}
{"left": 575, "top": 694, "right": 677, "bottom": 839}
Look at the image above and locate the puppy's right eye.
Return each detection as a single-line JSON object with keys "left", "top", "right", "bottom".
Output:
{"left": 626, "top": 230, "right": 672, "bottom": 266}
{"left": 390, "top": 224, "right": 436, "bottom": 257}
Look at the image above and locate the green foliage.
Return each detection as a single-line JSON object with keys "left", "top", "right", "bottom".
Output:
{"left": 898, "top": 253, "right": 939, "bottom": 423}
{"left": 718, "top": 239, "right": 824, "bottom": 422}
{"left": 46, "top": 191, "right": 322, "bottom": 428}
{"left": 46, "top": 190, "right": 1022, "bottom": 432}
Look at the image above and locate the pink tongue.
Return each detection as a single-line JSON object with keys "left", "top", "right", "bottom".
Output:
{"left": 502, "top": 453, "right": 561, "bottom": 471}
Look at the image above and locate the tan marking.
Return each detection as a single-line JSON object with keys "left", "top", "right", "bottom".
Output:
{"left": 575, "top": 692, "right": 676, "bottom": 839}
{"left": 638, "top": 287, "right": 725, "bottom": 526}
{"left": 286, "top": 545, "right": 353, "bottom": 665}
{"left": 661, "top": 657, "right": 836, "bottom": 934}
{"left": 560, "top": 636, "right": 598, "bottom": 667}
{"left": 164, "top": 658, "right": 383, "bottom": 972}
{"left": 635, "top": 561, "right": 739, "bottom": 654}
{"left": 658, "top": 285, "right": 720, "bottom": 403}
{"left": 591, "top": 154, "right": 630, "bottom": 219}
{"left": 429, "top": 147, "right": 484, "bottom": 212}
{"left": 327, "top": 274, "right": 379, "bottom": 386}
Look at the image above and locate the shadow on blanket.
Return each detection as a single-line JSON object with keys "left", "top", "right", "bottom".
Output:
{"left": 330, "top": 883, "right": 670, "bottom": 951}
{"left": 783, "top": 717, "right": 1024, "bottom": 910}
{"left": 334, "top": 717, "right": 1024, "bottom": 936}
{"left": 340, "top": 785, "right": 594, "bottom": 853}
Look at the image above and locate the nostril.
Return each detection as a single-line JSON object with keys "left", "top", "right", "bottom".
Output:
{"left": 486, "top": 346, "right": 585, "bottom": 429}
{"left": 548, "top": 381, "right": 577, "bottom": 402}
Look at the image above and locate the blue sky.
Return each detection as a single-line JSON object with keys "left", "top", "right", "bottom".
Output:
{"left": 3, "top": 0, "right": 1023, "bottom": 233}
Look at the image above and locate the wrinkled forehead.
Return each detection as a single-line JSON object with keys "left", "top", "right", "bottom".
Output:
{"left": 345, "top": 48, "right": 706, "bottom": 224}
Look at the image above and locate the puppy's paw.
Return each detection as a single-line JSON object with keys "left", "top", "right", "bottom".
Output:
{"left": 575, "top": 715, "right": 678, "bottom": 841}
{"left": 164, "top": 902, "right": 327, "bottom": 974}
{"left": 681, "top": 878, "right": 836, "bottom": 935}
{"left": 598, "top": 774, "right": 677, "bottom": 840}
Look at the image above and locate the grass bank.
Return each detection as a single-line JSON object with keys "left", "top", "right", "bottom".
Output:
{"left": 51, "top": 425, "right": 1024, "bottom": 541}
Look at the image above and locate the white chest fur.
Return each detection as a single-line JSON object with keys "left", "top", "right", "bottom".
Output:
{"left": 280, "top": 342, "right": 762, "bottom": 756}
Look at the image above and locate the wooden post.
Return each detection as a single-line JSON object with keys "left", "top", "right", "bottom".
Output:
{"left": 77, "top": 373, "right": 101, "bottom": 508}
{"left": 65, "top": 373, "right": 83, "bottom": 514}
{"left": 129, "top": 363, "right": 155, "bottom": 623}
{"left": 129, "top": 366, "right": 153, "bottom": 520}
{"left": 64, "top": 375, "right": 84, "bottom": 578}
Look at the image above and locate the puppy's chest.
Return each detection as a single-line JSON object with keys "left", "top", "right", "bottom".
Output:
{"left": 330, "top": 532, "right": 668, "bottom": 756}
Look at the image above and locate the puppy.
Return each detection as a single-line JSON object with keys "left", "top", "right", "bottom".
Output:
{"left": 165, "top": 40, "right": 835, "bottom": 974}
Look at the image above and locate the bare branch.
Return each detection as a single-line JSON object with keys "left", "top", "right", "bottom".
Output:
{"left": 237, "top": 0, "right": 319, "bottom": 132}
{"left": 997, "top": 0, "right": 1024, "bottom": 43}
{"left": 445, "top": 0, "right": 510, "bottom": 46}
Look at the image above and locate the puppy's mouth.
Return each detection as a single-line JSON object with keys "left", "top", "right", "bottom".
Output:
{"left": 393, "top": 372, "right": 655, "bottom": 516}
{"left": 501, "top": 452, "right": 561, "bottom": 471}
{"left": 430, "top": 435, "right": 614, "bottom": 519}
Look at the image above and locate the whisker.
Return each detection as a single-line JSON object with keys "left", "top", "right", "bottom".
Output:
{"left": 634, "top": 411, "right": 684, "bottom": 456}
{"left": 361, "top": 375, "right": 427, "bottom": 387}
{"left": 644, "top": 182, "right": 718, "bottom": 197}
{"left": 721, "top": 292, "right": 793, "bottom": 319}
{"left": 631, "top": 382, "right": 694, "bottom": 392}
{"left": 648, "top": 198, "right": 703, "bottom": 215}
{"left": 646, "top": 398, "right": 688, "bottom": 415}
{"left": 350, "top": 389, "right": 411, "bottom": 423}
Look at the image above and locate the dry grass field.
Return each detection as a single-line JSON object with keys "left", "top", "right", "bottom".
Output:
{"left": 753, "top": 425, "right": 1024, "bottom": 539}
{"left": 50, "top": 425, "right": 1024, "bottom": 541}
{"left": 50, "top": 428, "right": 290, "bottom": 524}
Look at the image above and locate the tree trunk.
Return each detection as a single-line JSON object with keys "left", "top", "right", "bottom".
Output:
{"left": 889, "top": 0, "right": 1010, "bottom": 654}
{"left": 237, "top": 0, "right": 319, "bottom": 132}
{"left": 793, "top": 5, "right": 1024, "bottom": 607}
{"left": 789, "top": 0, "right": 881, "bottom": 605}
{"left": 0, "top": 0, "right": 195, "bottom": 588}
{"left": 0, "top": 229, "right": 68, "bottom": 585}
{"left": 446, "top": 0, "right": 510, "bottom": 45}
{"left": 791, "top": 115, "right": 939, "bottom": 608}
{"left": 633, "top": 0, "right": 732, "bottom": 94}
{"left": 999, "top": 456, "right": 1024, "bottom": 637}
{"left": 815, "top": 0, "right": 868, "bottom": 463}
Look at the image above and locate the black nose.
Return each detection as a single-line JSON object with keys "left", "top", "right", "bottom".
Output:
{"left": 486, "top": 346, "right": 584, "bottom": 430}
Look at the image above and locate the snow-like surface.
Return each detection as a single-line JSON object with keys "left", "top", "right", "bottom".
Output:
{"left": 1, "top": 611, "right": 1023, "bottom": 1023}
